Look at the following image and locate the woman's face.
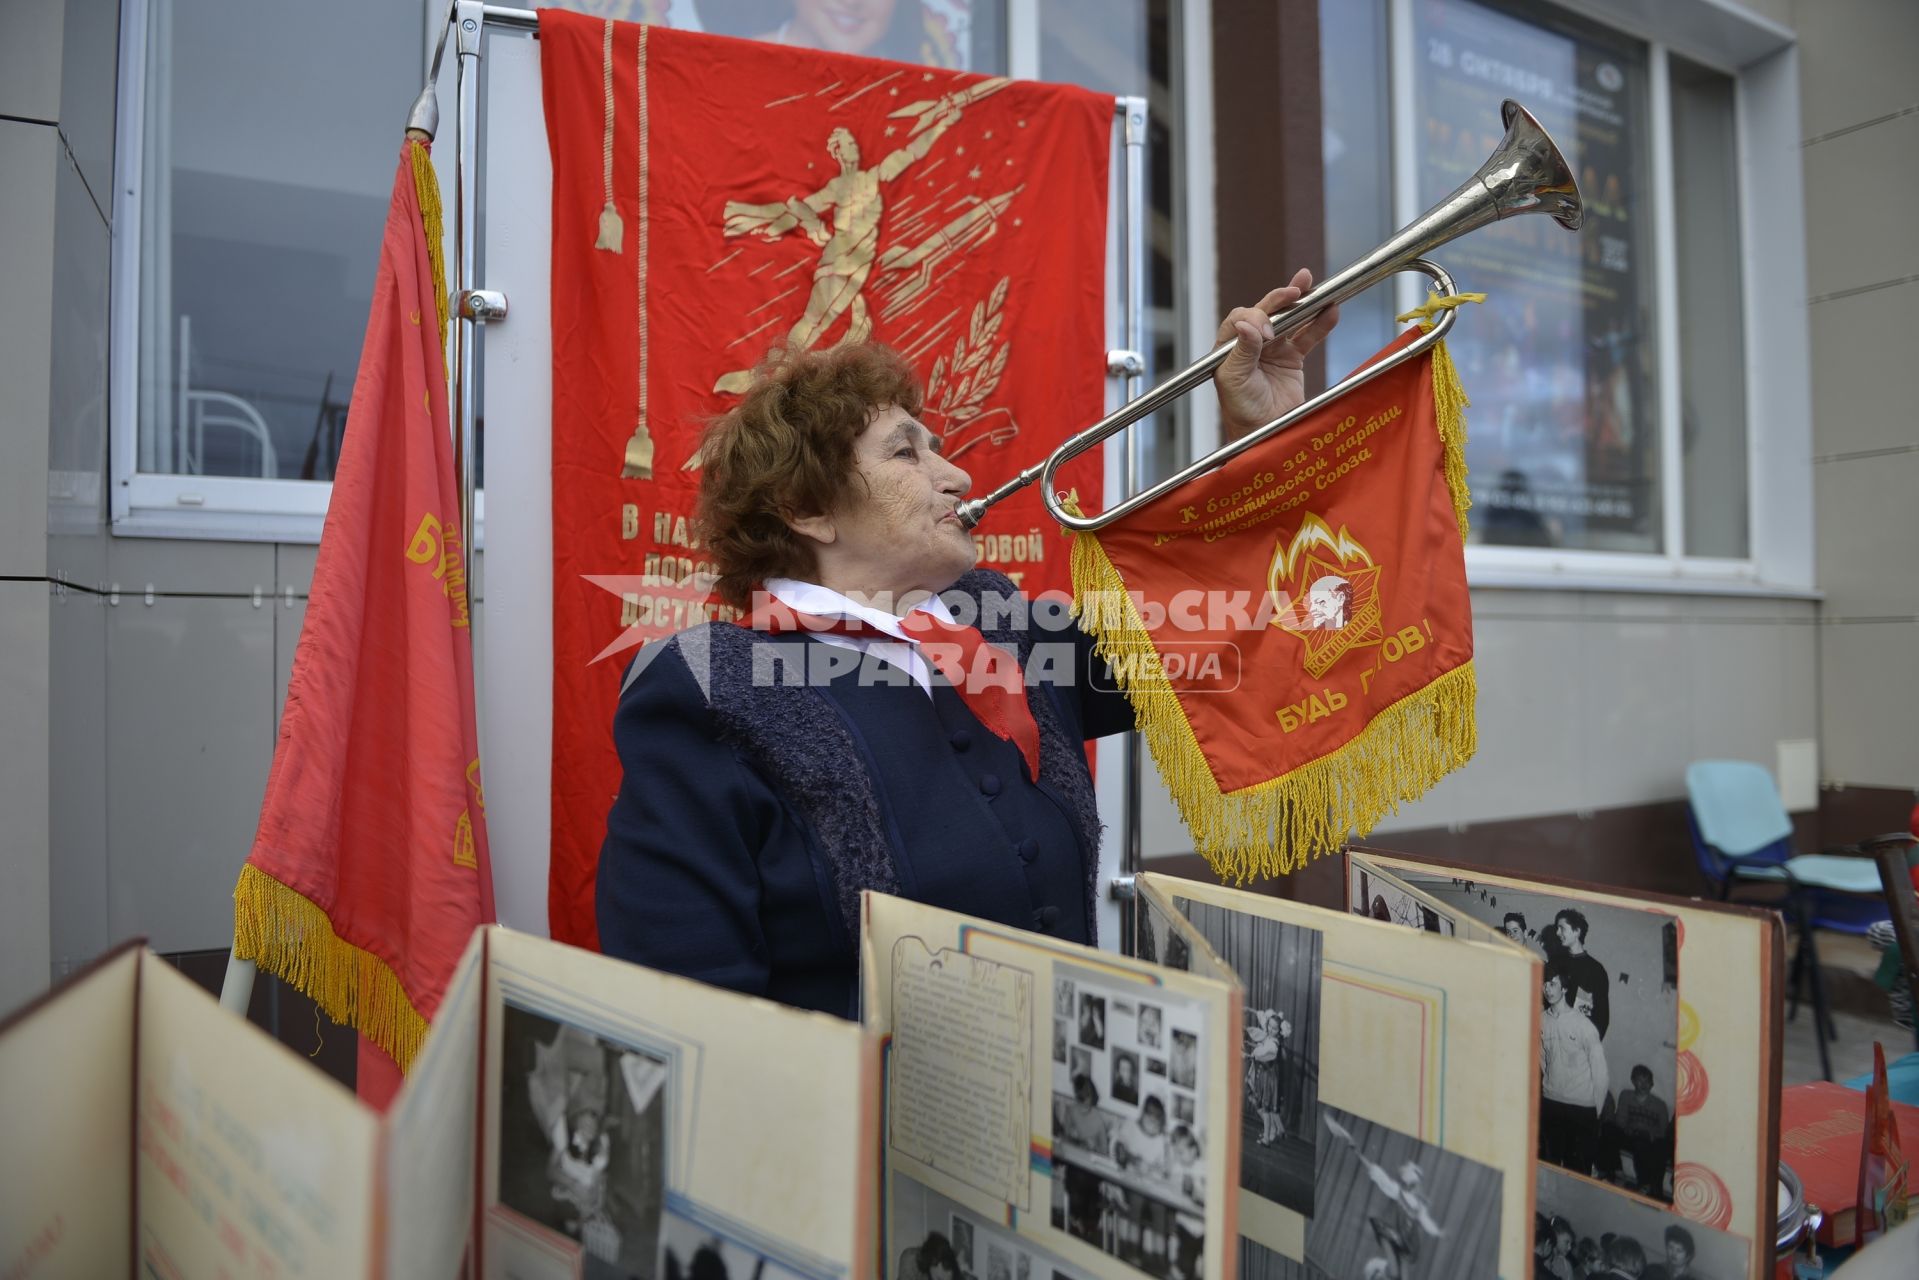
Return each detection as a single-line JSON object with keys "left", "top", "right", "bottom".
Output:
{"left": 806, "top": 405, "right": 975, "bottom": 600}
{"left": 790, "top": 0, "right": 900, "bottom": 56}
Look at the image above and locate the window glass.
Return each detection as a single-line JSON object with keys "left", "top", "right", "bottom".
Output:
{"left": 1411, "top": 0, "right": 1659, "bottom": 553}
{"left": 135, "top": 0, "right": 420, "bottom": 481}
{"left": 1040, "top": 0, "right": 1187, "bottom": 484}
{"left": 1670, "top": 54, "right": 1748, "bottom": 559}
{"left": 664, "top": 0, "right": 1007, "bottom": 71}
{"left": 1320, "top": 0, "right": 1396, "bottom": 385}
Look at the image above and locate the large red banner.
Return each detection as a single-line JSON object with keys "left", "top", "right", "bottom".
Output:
{"left": 540, "top": 11, "right": 1112, "bottom": 945}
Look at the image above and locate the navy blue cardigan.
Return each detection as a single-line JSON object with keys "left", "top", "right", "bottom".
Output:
{"left": 597, "top": 571, "right": 1132, "bottom": 1018}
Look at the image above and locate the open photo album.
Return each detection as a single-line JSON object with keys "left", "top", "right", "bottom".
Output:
{"left": 1138, "top": 871, "right": 1541, "bottom": 1280}
{"left": 0, "top": 928, "right": 879, "bottom": 1280}
{"left": 2, "top": 851, "right": 1785, "bottom": 1280}
{"left": 1345, "top": 848, "right": 1787, "bottom": 1280}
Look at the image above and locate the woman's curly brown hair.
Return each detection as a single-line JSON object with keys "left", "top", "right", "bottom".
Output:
{"left": 696, "top": 343, "right": 924, "bottom": 608}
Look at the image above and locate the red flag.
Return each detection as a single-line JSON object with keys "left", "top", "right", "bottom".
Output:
{"left": 1068, "top": 326, "right": 1477, "bottom": 879}
{"left": 539, "top": 11, "right": 1112, "bottom": 946}
{"left": 233, "top": 139, "right": 494, "bottom": 1089}
{"left": 1858, "top": 1041, "right": 1912, "bottom": 1242}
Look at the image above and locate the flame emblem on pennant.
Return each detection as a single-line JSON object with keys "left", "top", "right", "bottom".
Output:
{"left": 1267, "top": 512, "right": 1385, "bottom": 678}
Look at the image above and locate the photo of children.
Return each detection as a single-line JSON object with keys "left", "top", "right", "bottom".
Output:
{"left": 1048, "top": 964, "right": 1209, "bottom": 1279}
{"left": 1175, "top": 896, "right": 1324, "bottom": 1217}
{"left": 1534, "top": 1163, "right": 1749, "bottom": 1280}
{"left": 1140, "top": 1004, "right": 1164, "bottom": 1050}
{"left": 497, "top": 1003, "right": 670, "bottom": 1279}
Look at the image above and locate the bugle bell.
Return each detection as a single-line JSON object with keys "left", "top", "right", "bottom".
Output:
{"left": 955, "top": 98, "right": 1583, "bottom": 532}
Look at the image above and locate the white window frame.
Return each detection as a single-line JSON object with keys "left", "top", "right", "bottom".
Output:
{"left": 107, "top": 0, "right": 473, "bottom": 544}
{"left": 1382, "top": 0, "right": 1814, "bottom": 597}
{"left": 108, "top": 0, "right": 1213, "bottom": 547}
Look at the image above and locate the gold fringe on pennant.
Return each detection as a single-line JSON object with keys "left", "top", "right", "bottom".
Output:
{"left": 232, "top": 864, "right": 431, "bottom": 1072}
{"left": 408, "top": 139, "right": 450, "bottom": 356}
{"left": 1428, "top": 333, "right": 1474, "bottom": 543}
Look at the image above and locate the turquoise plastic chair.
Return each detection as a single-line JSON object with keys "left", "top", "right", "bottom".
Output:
{"left": 1685, "top": 760, "right": 1890, "bottom": 1080}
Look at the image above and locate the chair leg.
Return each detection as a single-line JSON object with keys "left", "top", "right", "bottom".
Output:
{"left": 1796, "top": 906, "right": 1834, "bottom": 1082}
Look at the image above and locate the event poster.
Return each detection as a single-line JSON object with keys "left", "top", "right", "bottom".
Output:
{"left": 1411, "top": 0, "right": 1657, "bottom": 552}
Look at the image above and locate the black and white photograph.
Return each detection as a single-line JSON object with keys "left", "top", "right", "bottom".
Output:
{"left": 1534, "top": 1163, "right": 1749, "bottom": 1280}
{"left": 1071, "top": 1047, "right": 1093, "bottom": 1081}
{"left": 1396, "top": 871, "right": 1682, "bottom": 1201}
{"left": 1176, "top": 896, "right": 1324, "bottom": 1217}
{"left": 1174, "top": 1094, "right": 1195, "bottom": 1125}
{"left": 1056, "top": 977, "right": 1077, "bottom": 1020}
{"left": 657, "top": 1208, "right": 818, "bottom": 1280}
{"left": 1349, "top": 866, "right": 1454, "bottom": 935}
{"left": 1147, "top": 1057, "right": 1167, "bottom": 1078}
{"left": 893, "top": 1171, "right": 1091, "bottom": 1280}
{"left": 1112, "top": 1049, "right": 1141, "bottom": 1106}
{"left": 1055, "top": 1018, "right": 1068, "bottom": 1065}
{"left": 1304, "top": 1104, "right": 1503, "bottom": 1280}
{"left": 1139, "top": 1003, "right": 1165, "bottom": 1049}
{"left": 1049, "top": 964, "right": 1209, "bottom": 1280}
{"left": 951, "top": 1216, "right": 976, "bottom": 1277}
{"left": 1237, "top": 1237, "right": 1307, "bottom": 1280}
{"left": 498, "top": 1003, "right": 670, "bottom": 1279}
{"left": 1079, "top": 992, "right": 1107, "bottom": 1049}
{"left": 1136, "top": 896, "right": 1196, "bottom": 974}
{"left": 1170, "top": 1030, "right": 1198, "bottom": 1090}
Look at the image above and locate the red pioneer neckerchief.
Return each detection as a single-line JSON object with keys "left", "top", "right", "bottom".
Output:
{"left": 752, "top": 598, "right": 1042, "bottom": 781}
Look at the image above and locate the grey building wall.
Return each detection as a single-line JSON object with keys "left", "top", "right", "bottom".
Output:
{"left": 1795, "top": 0, "right": 1919, "bottom": 793}
{"left": 1, "top": 0, "right": 118, "bottom": 1013}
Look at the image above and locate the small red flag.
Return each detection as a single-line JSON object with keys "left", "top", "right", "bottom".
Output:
{"left": 233, "top": 139, "right": 494, "bottom": 1091}
{"left": 1068, "top": 326, "right": 1478, "bottom": 880}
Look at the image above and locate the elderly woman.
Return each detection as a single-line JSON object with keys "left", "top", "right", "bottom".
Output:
{"left": 597, "top": 275, "right": 1338, "bottom": 1016}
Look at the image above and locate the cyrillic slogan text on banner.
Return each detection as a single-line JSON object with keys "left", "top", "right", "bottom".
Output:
{"left": 541, "top": 11, "right": 1111, "bottom": 946}
{"left": 1070, "top": 327, "right": 1478, "bottom": 880}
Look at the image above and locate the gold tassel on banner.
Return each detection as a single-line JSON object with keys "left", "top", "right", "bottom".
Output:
{"left": 594, "top": 19, "right": 623, "bottom": 253}
{"left": 597, "top": 201, "right": 624, "bottom": 253}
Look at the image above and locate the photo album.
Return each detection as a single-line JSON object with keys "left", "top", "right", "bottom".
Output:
{"left": 1346, "top": 848, "right": 1786, "bottom": 1280}
{"left": 861, "top": 890, "right": 1244, "bottom": 1280}
{"left": 0, "top": 927, "right": 879, "bottom": 1280}
{"left": 1138, "top": 871, "right": 1542, "bottom": 1280}
{"left": 2, "top": 853, "right": 1785, "bottom": 1280}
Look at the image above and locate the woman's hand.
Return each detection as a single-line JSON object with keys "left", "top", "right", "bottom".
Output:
{"left": 1214, "top": 268, "right": 1342, "bottom": 442}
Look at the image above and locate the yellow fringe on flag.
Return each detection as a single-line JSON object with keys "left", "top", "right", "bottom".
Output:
{"left": 1067, "top": 338, "right": 1478, "bottom": 882}
{"left": 233, "top": 863, "right": 431, "bottom": 1072}
{"left": 1430, "top": 334, "right": 1473, "bottom": 542}
{"left": 409, "top": 139, "right": 450, "bottom": 356}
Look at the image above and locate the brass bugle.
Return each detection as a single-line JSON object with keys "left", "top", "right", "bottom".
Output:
{"left": 955, "top": 99, "right": 1582, "bottom": 532}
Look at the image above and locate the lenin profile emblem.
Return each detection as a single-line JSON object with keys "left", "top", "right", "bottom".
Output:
{"left": 1268, "top": 512, "right": 1384, "bottom": 678}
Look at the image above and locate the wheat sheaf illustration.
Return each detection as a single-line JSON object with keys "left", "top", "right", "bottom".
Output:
{"left": 926, "top": 277, "right": 1020, "bottom": 461}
